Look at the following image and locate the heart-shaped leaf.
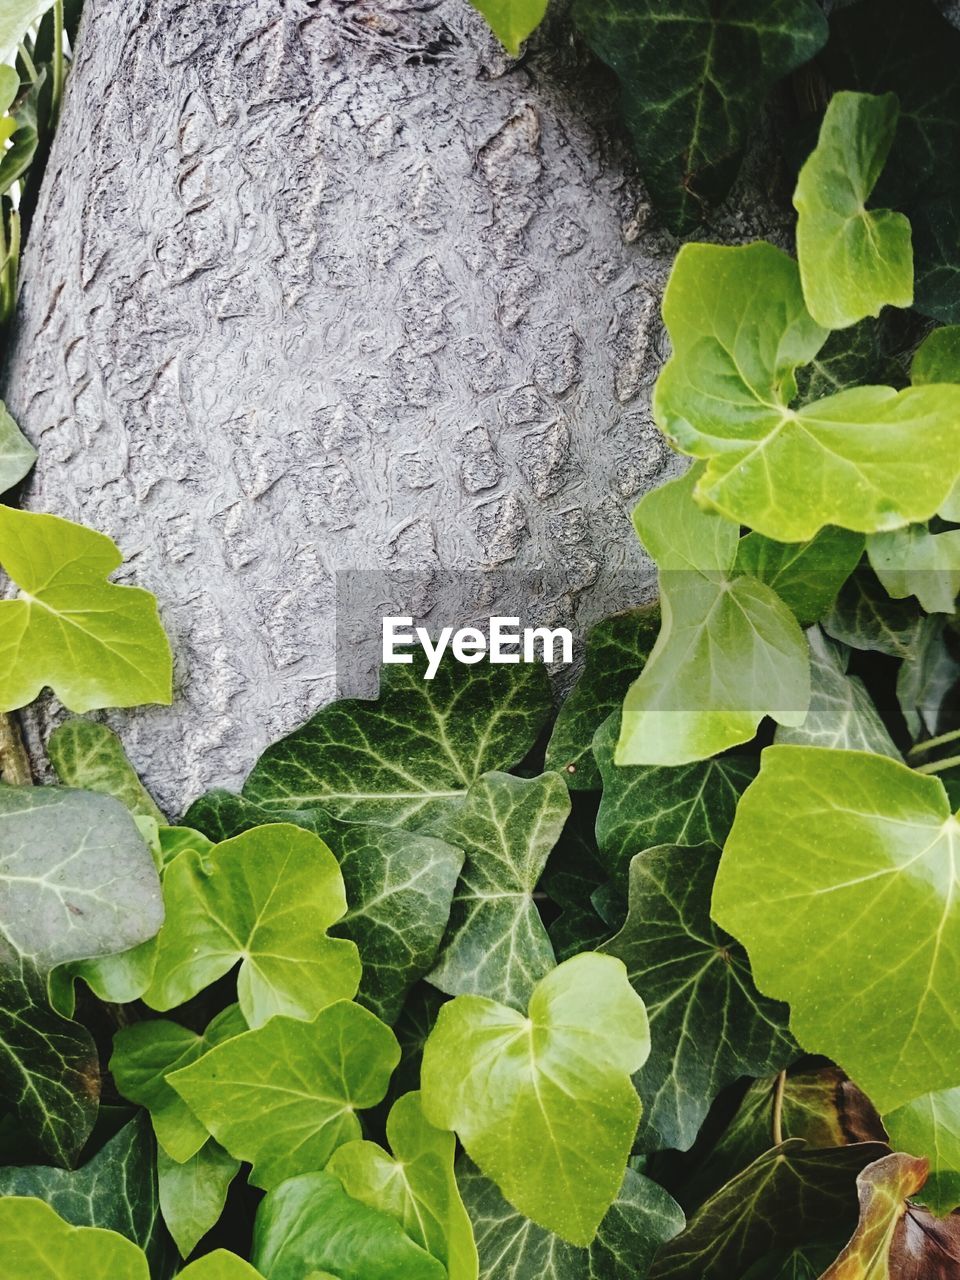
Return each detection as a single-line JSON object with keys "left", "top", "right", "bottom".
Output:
{"left": 157, "top": 1141, "right": 240, "bottom": 1259}
{"left": 794, "top": 92, "right": 913, "bottom": 330}
{"left": 713, "top": 746, "right": 960, "bottom": 1112}
{"left": 168, "top": 1001, "right": 400, "bottom": 1189}
{"left": 421, "top": 952, "right": 650, "bottom": 1246}
{"left": 0, "top": 507, "right": 172, "bottom": 712}
{"left": 144, "top": 824, "right": 360, "bottom": 1027}
{"left": 653, "top": 242, "right": 960, "bottom": 541}
{"left": 617, "top": 467, "right": 810, "bottom": 765}
{"left": 327, "top": 1091, "right": 478, "bottom": 1280}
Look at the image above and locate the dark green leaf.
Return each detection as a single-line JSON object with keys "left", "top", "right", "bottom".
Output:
{"left": 822, "top": 566, "right": 923, "bottom": 657}
{"left": 733, "top": 529, "right": 865, "bottom": 628}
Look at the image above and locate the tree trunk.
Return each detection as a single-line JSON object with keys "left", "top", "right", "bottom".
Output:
{"left": 1, "top": 0, "right": 784, "bottom": 816}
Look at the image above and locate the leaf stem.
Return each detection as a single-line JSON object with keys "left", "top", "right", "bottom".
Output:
{"left": 51, "top": 0, "right": 65, "bottom": 127}
{"left": 0, "top": 712, "right": 32, "bottom": 785}
{"left": 17, "top": 43, "right": 38, "bottom": 85}
{"left": 908, "top": 726, "right": 960, "bottom": 758}
{"left": 914, "top": 752, "right": 960, "bottom": 777}
{"left": 771, "top": 1069, "right": 787, "bottom": 1147}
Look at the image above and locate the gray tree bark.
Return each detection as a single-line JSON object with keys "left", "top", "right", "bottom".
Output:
{"left": 1, "top": 0, "right": 786, "bottom": 816}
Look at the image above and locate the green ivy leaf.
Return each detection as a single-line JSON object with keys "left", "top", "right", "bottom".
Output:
{"left": 733, "top": 528, "right": 865, "bottom": 628}
{"left": 570, "top": 0, "right": 826, "bottom": 235}
{"left": 896, "top": 615, "right": 960, "bottom": 741}
{"left": 458, "top": 1158, "right": 684, "bottom": 1280}
{"left": 617, "top": 468, "right": 809, "bottom": 765}
{"left": 0, "top": 69, "right": 41, "bottom": 196}
{"left": 649, "top": 1140, "right": 888, "bottom": 1280}
{"left": 0, "top": 0, "right": 54, "bottom": 64}
{"left": 469, "top": 0, "right": 548, "bottom": 55}
{"left": 143, "top": 824, "right": 360, "bottom": 1027}
{"left": 603, "top": 843, "right": 793, "bottom": 1154}
{"left": 427, "top": 771, "right": 567, "bottom": 1009}
{"left": 179, "top": 1254, "right": 265, "bottom": 1279}
{"left": 867, "top": 523, "right": 960, "bottom": 614}
{"left": 793, "top": 315, "right": 909, "bottom": 405}
{"left": 823, "top": 565, "right": 923, "bottom": 657}
{"left": 773, "top": 627, "right": 900, "bottom": 758}
{"left": 48, "top": 720, "right": 164, "bottom": 822}
{"left": 0, "top": 1196, "right": 149, "bottom": 1279}
{"left": 0, "top": 508, "right": 172, "bottom": 712}
{"left": 421, "top": 952, "right": 649, "bottom": 1246}
{"left": 794, "top": 92, "right": 912, "bottom": 330}
{"left": 252, "top": 1170, "right": 446, "bottom": 1280}
{"left": 884, "top": 1089, "right": 960, "bottom": 1216}
{"left": 540, "top": 797, "right": 613, "bottom": 961}
{"left": 544, "top": 606, "right": 660, "bottom": 791}
{"left": 653, "top": 242, "right": 960, "bottom": 541}
{"left": 910, "top": 324, "right": 960, "bottom": 520}
{"left": 594, "top": 711, "right": 756, "bottom": 890}
{"left": 0, "top": 400, "right": 36, "bottom": 493}
{"left": 182, "top": 790, "right": 463, "bottom": 1025}
{"left": 111, "top": 1005, "right": 247, "bottom": 1163}
{"left": 168, "top": 1001, "right": 400, "bottom": 1189}
{"left": 913, "top": 196, "right": 960, "bottom": 325}
{"left": 713, "top": 746, "right": 960, "bottom": 1112}
{"left": 243, "top": 655, "right": 551, "bottom": 831}
{"left": 157, "top": 1141, "right": 240, "bottom": 1259}
{"left": 327, "top": 1091, "right": 478, "bottom": 1280}
{"left": 0, "top": 1114, "right": 175, "bottom": 1279}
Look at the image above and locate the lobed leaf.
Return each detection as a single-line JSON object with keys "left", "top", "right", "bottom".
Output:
{"left": 0, "top": 400, "right": 36, "bottom": 493}
{"left": 867, "top": 523, "right": 960, "bottom": 614}
{"left": 469, "top": 0, "right": 548, "bottom": 55}
{"left": 884, "top": 1089, "right": 960, "bottom": 1216}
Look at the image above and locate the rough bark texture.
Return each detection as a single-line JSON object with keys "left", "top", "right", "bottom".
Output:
{"left": 2, "top": 0, "right": 788, "bottom": 816}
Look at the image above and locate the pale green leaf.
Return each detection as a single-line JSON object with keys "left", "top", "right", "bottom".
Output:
{"left": 0, "top": 508, "right": 172, "bottom": 712}
{"left": 653, "top": 242, "right": 960, "bottom": 541}
{"left": 794, "top": 92, "right": 913, "bottom": 329}
{"left": 0, "top": 400, "right": 36, "bottom": 493}
{"left": 328, "top": 1090, "right": 478, "bottom": 1280}
{"left": 168, "top": 1001, "right": 400, "bottom": 1189}
{"left": 910, "top": 325, "right": 960, "bottom": 520}
{"left": 48, "top": 720, "right": 164, "bottom": 822}
{"left": 470, "top": 0, "right": 548, "bottom": 55}
{"left": 252, "top": 1170, "right": 446, "bottom": 1280}
{"left": 111, "top": 1005, "right": 247, "bottom": 1163}
{"left": 594, "top": 710, "right": 756, "bottom": 890}
{"left": 732, "top": 527, "right": 865, "bottom": 628}
{"left": 867, "top": 523, "right": 960, "bottom": 613}
{"left": 617, "top": 468, "right": 809, "bottom": 765}
{"left": 178, "top": 1253, "right": 264, "bottom": 1279}
{"left": 602, "top": 843, "right": 794, "bottom": 1153}
{"left": 157, "top": 1141, "right": 240, "bottom": 1258}
{"left": 427, "top": 771, "right": 566, "bottom": 1008}
{"left": 713, "top": 745, "right": 960, "bottom": 1112}
{"left": 458, "top": 1158, "right": 684, "bottom": 1280}
{"left": 421, "top": 952, "right": 650, "bottom": 1246}
{"left": 896, "top": 615, "right": 960, "bottom": 740}
{"left": 0, "top": 1196, "right": 149, "bottom": 1279}
{"left": 144, "top": 823, "right": 360, "bottom": 1027}
{"left": 0, "top": 0, "right": 53, "bottom": 65}
{"left": 773, "top": 627, "right": 900, "bottom": 758}
{"left": 243, "top": 654, "right": 551, "bottom": 832}
{"left": 884, "top": 1088, "right": 960, "bottom": 1215}
{"left": 183, "top": 789, "right": 463, "bottom": 1024}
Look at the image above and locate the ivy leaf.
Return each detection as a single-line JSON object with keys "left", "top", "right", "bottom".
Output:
{"left": 0, "top": 400, "right": 36, "bottom": 493}
{"left": 617, "top": 468, "right": 809, "bottom": 765}
{"left": 733, "top": 528, "right": 865, "bottom": 628}
{"left": 540, "top": 796, "right": 613, "bottom": 961}
{"left": 794, "top": 92, "right": 912, "bottom": 330}
{"left": 469, "top": 0, "right": 548, "bottom": 55}
{"left": 179, "top": 1255, "right": 265, "bottom": 1280}
{"left": 649, "top": 1140, "right": 888, "bottom": 1280}
{"left": 457, "top": 1158, "right": 684, "bottom": 1280}
{"left": 773, "top": 627, "right": 900, "bottom": 758}
{"left": 823, "top": 566, "right": 923, "bottom": 657}
{"left": 427, "top": 771, "right": 566, "bottom": 1009}
{"left": 743, "top": 1245, "right": 849, "bottom": 1280}
{"left": 252, "top": 1170, "right": 446, "bottom": 1280}
{"left": 243, "top": 655, "right": 551, "bottom": 831}
{"left": 0, "top": 507, "right": 172, "bottom": 712}
{"left": 0, "top": 1196, "right": 149, "bottom": 1279}
{"left": 327, "top": 1091, "right": 478, "bottom": 1280}
{"left": 570, "top": 0, "right": 826, "bottom": 235}
{"left": 48, "top": 720, "right": 164, "bottom": 822}
{"left": 544, "top": 606, "right": 660, "bottom": 791}
{"left": 143, "top": 824, "right": 360, "bottom": 1027}
{"left": 421, "top": 952, "right": 650, "bottom": 1246}
{"left": 594, "top": 711, "right": 756, "bottom": 890}
{"left": 168, "top": 1001, "right": 400, "bottom": 1189}
{"left": 653, "top": 242, "right": 960, "bottom": 541}
{"left": 0, "top": 68, "right": 41, "bottom": 196}
{"left": 0, "top": 0, "right": 54, "bottom": 64}
{"left": 884, "top": 1089, "right": 960, "bottom": 1216}
{"left": 713, "top": 746, "right": 960, "bottom": 1112}
{"left": 111, "top": 1005, "right": 247, "bottom": 1163}
{"left": 867, "top": 524, "right": 960, "bottom": 614}
{"left": 603, "top": 843, "right": 794, "bottom": 1154}
{"left": 910, "top": 324, "right": 960, "bottom": 520}
{"left": 793, "top": 315, "right": 910, "bottom": 405}
{"left": 183, "top": 790, "right": 463, "bottom": 1025}
{"left": 156, "top": 1141, "right": 240, "bottom": 1259}
{"left": 821, "top": 1152, "right": 960, "bottom": 1279}
{"left": 0, "top": 1113, "right": 175, "bottom": 1279}
{"left": 896, "top": 615, "right": 960, "bottom": 741}
{"left": 912, "top": 196, "right": 960, "bottom": 325}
